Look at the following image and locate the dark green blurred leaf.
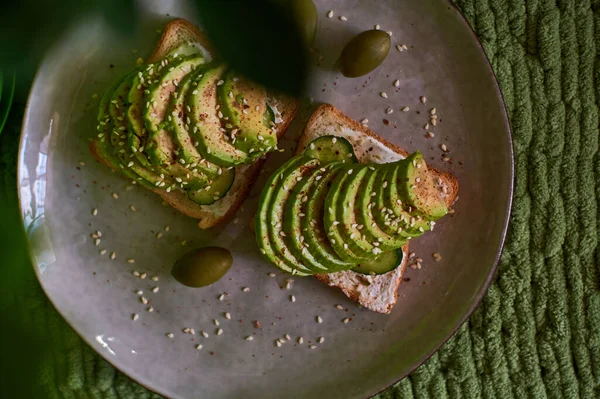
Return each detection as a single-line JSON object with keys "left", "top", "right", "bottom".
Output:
{"left": 194, "top": 0, "right": 308, "bottom": 96}
{"left": 0, "top": 0, "right": 136, "bottom": 87}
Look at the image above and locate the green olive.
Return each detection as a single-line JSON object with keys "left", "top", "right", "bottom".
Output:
{"left": 172, "top": 247, "right": 232, "bottom": 287}
{"left": 290, "top": 0, "right": 318, "bottom": 46}
{"left": 339, "top": 30, "right": 391, "bottom": 78}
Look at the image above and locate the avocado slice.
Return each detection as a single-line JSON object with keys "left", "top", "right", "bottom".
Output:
{"left": 336, "top": 164, "right": 380, "bottom": 258}
{"left": 302, "top": 163, "right": 355, "bottom": 272}
{"left": 166, "top": 65, "right": 222, "bottom": 179}
{"left": 255, "top": 156, "right": 312, "bottom": 276}
{"left": 356, "top": 166, "right": 406, "bottom": 250}
{"left": 187, "top": 64, "right": 252, "bottom": 166}
{"left": 109, "top": 70, "right": 170, "bottom": 189}
{"left": 218, "top": 69, "right": 276, "bottom": 155}
{"left": 95, "top": 75, "right": 154, "bottom": 188}
{"left": 143, "top": 55, "right": 210, "bottom": 191}
{"left": 282, "top": 164, "right": 331, "bottom": 273}
{"left": 268, "top": 156, "right": 320, "bottom": 274}
{"left": 324, "top": 165, "right": 374, "bottom": 262}
{"left": 398, "top": 151, "right": 448, "bottom": 219}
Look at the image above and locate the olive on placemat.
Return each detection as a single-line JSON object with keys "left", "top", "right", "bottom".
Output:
{"left": 172, "top": 247, "right": 233, "bottom": 287}
{"left": 290, "top": 0, "right": 318, "bottom": 45}
{"left": 339, "top": 30, "right": 391, "bottom": 77}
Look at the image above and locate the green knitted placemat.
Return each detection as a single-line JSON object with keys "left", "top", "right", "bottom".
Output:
{"left": 2, "top": 0, "right": 600, "bottom": 397}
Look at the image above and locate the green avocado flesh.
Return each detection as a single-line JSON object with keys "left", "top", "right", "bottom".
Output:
{"left": 255, "top": 136, "right": 451, "bottom": 275}
{"left": 218, "top": 68, "right": 276, "bottom": 155}
{"left": 94, "top": 50, "right": 280, "bottom": 205}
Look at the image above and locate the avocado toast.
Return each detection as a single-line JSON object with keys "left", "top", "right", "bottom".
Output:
{"left": 256, "top": 104, "right": 458, "bottom": 313}
{"left": 91, "top": 19, "right": 299, "bottom": 228}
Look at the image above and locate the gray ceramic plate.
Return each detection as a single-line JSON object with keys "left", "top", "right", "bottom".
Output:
{"left": 18, "top": 0, "right": 512, "bottom": 398}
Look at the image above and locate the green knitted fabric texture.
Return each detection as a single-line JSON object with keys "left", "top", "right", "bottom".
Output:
{"left": 2, "top": 0, "right": 600, "bottom": 397}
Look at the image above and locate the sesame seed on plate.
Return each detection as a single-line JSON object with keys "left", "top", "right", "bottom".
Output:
{"left": 132, "top": 313, "right": 139, "bottom": 321}
{"left": 402, "top": 106, "right": 410, "bottom": 112}
{"left": 284, "top": 279, "right": 294, "bottom": 290}
{"left": 100, "top": 249, "right": 107, "bottom": 255}
{"left": 147, "top": 307, "right": 154, "bottom": 312}
{"left": 224, "top": 312, "right": 231, "bottom": 320}
{"left": 393, "top": 80, "right": 400, "bottom": 87}
{"left": 196, "top": 344, "right": 203, "bottom": 350}
{"left": 426, "top": 132, "right": 435, "bottom": 138}
{"left": 245, "top": 336, "right": 254, "bottom": 341}
{"left": 374, "top": 24, "right": 380, "bottom": 30}
{"left": 94, "top": 238, "right": 101, "bottom": 246}
{"left": 380, "top": 92, "right": 388, "bottom": 98}
{"left": 327, "top": 10, "right": 333, "bottom": 18}
{"left": 92, "top": 208, "right": 98, "bottom": 216}
{"left": 268, "top": 272, "right": 276, "bottom": 277}
{"left": 298, "top": 337, "right": 304, "bottom": 344}
{"left": 151, "top": 276, "right": 159, "bottom": 281}
{"left": 318, "top": 337, "right": 325, "bottom": 344}
{"left": 152, "top": 287, "right": 159, "bottom": 293}
{"left": 156, "top": 232, "right": 163, "bottom": 239}
{"left": 136, "top": 290, "right": 143, "bottom": 295}
{"left": 218, "top": 293, "right": 225, "bottom": 301}
{"left": 309, "top": 345, "right": 317, "bottom": 349}
{"left": 396, "top": 44, "right": 403, "bottom": 52}
{"left": 201, "top": 331, "right": 209, "bottom": 338}
{"left": 130, "top": 205, "right": 136, "bottom": 212}
{"left": 110, "top": 252, "right": 116, "bottom": 260}
{"left": 316, "top": 316, "right": 323, "bottom": 323}
{"left": 430, "top": 108, "right": 437, "bottom": 115}
{"left": 386, "top": 31, "right": 393, "bottom": 36}
{"left": 133, "top": 271, "right": 140, "bottom": 277}
{"left": 335, "top": 304, "right": 343, "bottom": 310}
{"left": 112, "top": 193, "right": 119, "bottom": 199}
{"left": 190, "top": 328, "right": 196, "bottom": 335}
{"left": 402, "top": 44, "right": 408, "bottom": 50}
{"left": 166, "top": 333, "right": 174, "bottom": 339}
{"left": 420, "top": 96, "right": 427, "bottom": 104}
{"left": 141, "top": 296, "right": 148, "bottom": 305}
{"left": 339, "top": 16, "right": 347, "bottom": 21}
{"left": 127, "top": 258, "right": 135, "bottom": 264}
{"left": 216, "top": 328, "right": 223, "bottom": 336}
{"left": 140, "top": 273, "right": 147, "bottom": 279}
{"left": 276, "top": 341, "right": 282, "bottom": 347}
{"left": 441, "top": 144, "right": 448, "bottom": 152}
{"left": 165, "top": 225, "right": 170, "bottom": 232}
{"left": 343, "top": 318, "right": 350, "bottom": 324}
{"left": 360, "top": 118, "right": 369, "bottom": 124}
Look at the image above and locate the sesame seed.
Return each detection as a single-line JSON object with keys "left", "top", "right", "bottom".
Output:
{"left": 383, "top": 181, "right": 388, "bottom": 188}
{"left": 426, "top": 132, "right": 435, "bottom": 138}
{"left": 268, "top": 272, "right": 276, "bottom": 277}
{"left": 290, "top": 295, "right": 296, "bottom": 302}
{"left": 361, "top": 118, "right": 369, "bottom": 124}
{"left": 335, "top": 304, "right": 343, "bottom": 310}
{"left": 276, "top": 341, "right": 282, "bottom": 347}
{"left": 420, "top": 96, "right": 427, "bottom": 104}
{"left": 402, "top": 44, "right": 408, "bottom": 50}
{"left": 94, "top": 238, "right": 101, "bottom": 246}
{"left": 156, "top": 232, "right": 163, "bottom": 239}
{"left": 151, "top": 276, "right": 159, "bottom": 281}
{"left": 99, "top": 249, "right": 107, "bottom": 255}
{"left": 327, "top": 10, "right": 333, "bottom": 18}
{"left": 152, "top": 287, "right": 159, "bottom": 293}
{"left": 339, "top": 16, "right": 347, "bottom": 21}
{"left": 441, "top": 144, "right": 448, "bottom": 152}
{"left": 318, "top": 337, "right": 325, "bottom": 344}
{"left": 393, "top": 80, "right": 400, "bottom": 87}
{"left": 92, "top": 208, "right": 98, "bottom": 216}
{"left": 165, "top": 225, "right": 170, "bottom": 232}
{"left": 196, "top": 344, "right": 203, "bottom": 350}
{"left": 147, "top": 306, "right": 154, "bottom": 312}
{"left": 375, "top": 24, "right": 380, "bottom": 29}
{"left": 242, "top": 287, "right": 250, "bottom": 292}
{"left": 141, "top": 297, "right": 148, "bottom": 304}
{"left": 136, "top": 290, "right": 143, "bottom": 295}
{"left": 218, "top": 293, "right": 225, "bottom": 301}
{"left": 284, "top": 279, "right": 294, "bottom": 290}
{"left": 316, "top": 316, "right": 323, "bottom": 323}
{"left": 112, "top": 193, "right": 119, "bottom": 199}
{"left": 181, "top": 240, "right": 187, "bottom": 246}
{"left": 110, "top": 252, "right": 116, "bottom": 260}
{"left": 127, "top": 258, "right": 135, "bottom": 264}
{"left": 402, "top": 106, "right": 410, "bottom": 112}
{"left": 430, "top": 108, "right": 437, "bottom": 115}
{"left": 386, "top": 107, "right": 394, "bottom": 114}
{"left": 309, "top": 345, "right": 317, "bottom": 349}
{"left": 343, "top": 318, "right": 350, "bottom": 324}
{"left": 298, "top": 336, "right": 304, "bottom": 344}
{"left": 224, "top": 312, "right": 231, "bottom": 320}
{"left": 140, "top": 273, "right": 147, "bottom": 279}
{"left": 380, "top": 92, "right": 388, "bottom": 98}
{"left": 245, "top": 336, "right": 254, "bottom": 341}
{"left": 396, "top": 44, "right": 403, "bottom": 52}
{"left": 216, "top": 328, "right": 223, "bottom": 336}
{"left": 132, "top": 313, "right": 139, "bottom": 321}
{"left": 201, "top": 331, "right": 209, "bottom": 338}
{"left": 189, "top": 328, "right": 195, "bottom": 335}
{"left": 166, "top": 333, "right": 174, "bottom": 339}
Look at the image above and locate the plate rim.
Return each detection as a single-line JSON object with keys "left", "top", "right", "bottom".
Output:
{"left": 16, "top": 1, "right": 515, "bottom": 397}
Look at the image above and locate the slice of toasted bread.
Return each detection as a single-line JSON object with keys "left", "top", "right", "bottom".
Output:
{"left": 295, "top": 104, "right": 458, "bottom": 313}
{"left": 90, "top": 19, "right": 299, "bottom": 229}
